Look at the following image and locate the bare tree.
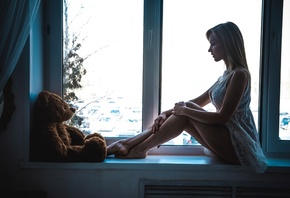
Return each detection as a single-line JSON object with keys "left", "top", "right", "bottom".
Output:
{"left": 62, "top": 0, "right": 109, "bottom": 128}
{"left": 63, "top": 0, "right": 87, "bottom": 102}
{"left": 63, "top": 0, "right": 108, "bottom": 102}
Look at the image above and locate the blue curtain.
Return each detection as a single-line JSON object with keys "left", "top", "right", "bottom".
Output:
{"left": 0, "top": 0, "right": 40, "bottom": 91}
{"left": 0, "top": 0, "right": 40, "bottom": 116}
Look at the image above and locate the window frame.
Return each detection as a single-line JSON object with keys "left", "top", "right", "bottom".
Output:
{"left": 40, "top": 0, "right": 290, "bottom": 158}
{"left": 142, "top": 0, "right": 162, "bottom": 131}
{"left": 260, "top": 0, "right": 290, "bottom": 157}
{"left": 44, "top": 0, "right": 63, "bottom": 95}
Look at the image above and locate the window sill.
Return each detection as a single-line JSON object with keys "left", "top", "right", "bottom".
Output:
{"left": 19, "top": 155, "right": 290, "bottom": 173}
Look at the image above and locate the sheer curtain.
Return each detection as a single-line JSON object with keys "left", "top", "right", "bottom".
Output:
{"left": 0, "top": 0, "right": 40, "bottom": 116}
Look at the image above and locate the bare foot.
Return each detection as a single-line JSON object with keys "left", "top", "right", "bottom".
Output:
{"left": 116, "top": 147, "right": 147, "bottom": 159}
{"left": 107, "top": 140, "right": 129, "bottom": 156}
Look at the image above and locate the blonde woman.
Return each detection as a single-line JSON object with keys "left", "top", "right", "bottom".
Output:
{"left": 107, "top": 22, "right": 267, "bottom": 173}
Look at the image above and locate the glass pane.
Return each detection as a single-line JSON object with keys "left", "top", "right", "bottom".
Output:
{"left": 279, "top": 0, "right": 290, "bottom": 140}
{"left": 162, "top": 0, "right": 262, "bottom": 145}
{"left": 63, "top": 0, "right": 143, "bottom": 137}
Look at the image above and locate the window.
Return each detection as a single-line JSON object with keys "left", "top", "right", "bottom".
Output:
{"left": 62, "top": 0, "right": 262, "bottom": 146}
{"left": 260, "top": 0, "right": 290, "bottom": 156}
{"left": 162, "top": 0, "right": 261, "bottom": 145}
{"left": 62, "top": 0, "right": 143, "bottom": 138}
{"left": 44, "top": 0, "right": 290, "bottom": 157}
{"left": 279, "top": 0, "right": 290, "bottom": 140}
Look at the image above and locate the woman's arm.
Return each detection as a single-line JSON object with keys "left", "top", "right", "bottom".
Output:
{"left": 151, "top": 86, "right": 212, "bottom": 133}
{"left": 159, "top": 86, "right": 212, "bottom": 122}
{"left": 187, "top": 89, "right": 211, "bottom": 108}
{"left": 173, "top": 69, "right": 249, "bottom": 125}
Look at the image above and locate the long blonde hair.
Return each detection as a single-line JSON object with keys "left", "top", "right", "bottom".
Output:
{"left": 206, "top": 22, "right": 249, "bottom": 72}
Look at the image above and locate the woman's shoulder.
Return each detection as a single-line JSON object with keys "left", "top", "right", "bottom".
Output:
{"left": 225, "top": 67, "right": 250, "bottom": 87}
{"left": 231, "top": 67, "right": 250, "bottom": 79}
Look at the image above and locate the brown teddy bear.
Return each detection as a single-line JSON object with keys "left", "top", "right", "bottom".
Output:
{"left": 30, "top": 90, "right": 107, "bottom": 162}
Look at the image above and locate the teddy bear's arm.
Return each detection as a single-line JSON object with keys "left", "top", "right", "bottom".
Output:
{"left": 43, "top": 127, "right": 92, "bottom": 162}
{"left": 65, "top": 124, "right": 85, "bottom": 145}
{"left": 41, "top": 127, "right": 70, "bottom": 161}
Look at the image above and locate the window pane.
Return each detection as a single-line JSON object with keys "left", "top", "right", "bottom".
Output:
{"left": 63, "top": 0, "right": 143, "bottom": 137}
{"left": 162, "top": 0, "right": 262, "bottom": 145}
{"left": 279, "top": 0, "right": 290, "bottom": 140}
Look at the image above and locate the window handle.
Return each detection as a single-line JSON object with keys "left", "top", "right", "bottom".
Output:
{"left": 148, "top": 29, "right": 153, "bottom": 49}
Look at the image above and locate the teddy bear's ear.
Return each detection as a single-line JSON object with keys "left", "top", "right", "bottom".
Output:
{"left": 36, "top": 91, "right": 50, "bottom": 107}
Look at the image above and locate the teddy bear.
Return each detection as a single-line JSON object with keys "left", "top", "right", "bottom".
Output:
{"left": 30, "top": 90, "right": 107, "bottom": 162}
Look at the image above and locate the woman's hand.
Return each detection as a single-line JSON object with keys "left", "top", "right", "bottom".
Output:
{"left": 152, "top": 113, "right": 167, "bottom": 133}
{"left": 172, "top": 101, "right": 187, "bottom": 115}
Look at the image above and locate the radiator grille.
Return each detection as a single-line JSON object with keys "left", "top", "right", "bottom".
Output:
{"left": 145, "top": 185, "right": 232, "bottom": 197}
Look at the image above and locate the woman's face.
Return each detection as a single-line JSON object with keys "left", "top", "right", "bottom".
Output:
{"left": 208, "top": 33, "right": 226, "bottom": 62}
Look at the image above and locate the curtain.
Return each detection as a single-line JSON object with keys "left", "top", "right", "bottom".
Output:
{"left": 0, "top": 0, "right": 40, "bottom": 116}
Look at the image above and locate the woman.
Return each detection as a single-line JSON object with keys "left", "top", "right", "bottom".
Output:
{"left": 107, "top": 22, "right": 267, "bottom": 173}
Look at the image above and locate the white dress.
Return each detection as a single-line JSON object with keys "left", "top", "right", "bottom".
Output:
{"left": 210, "top": 70, "right": 268, "bottom": 173}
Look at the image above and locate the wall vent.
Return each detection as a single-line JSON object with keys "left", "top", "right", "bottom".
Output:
{"left": 144, "top": 185, "right": 290, "bottom": 198}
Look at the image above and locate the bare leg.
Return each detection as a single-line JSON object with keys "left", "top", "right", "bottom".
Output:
{"left": 187, "top": 119, "right": 240, "bottom": 164}
{"left": 107, "top": 128, "right": 153, "bottom": 156}
{"left": 118, "top": 115, "right": 188, "bottom": 158}
{"left": 184, "top": 125, "right": 211, "bottom": 149}
{"left": 110, "top": 102, "right": 208, "bottom": 157}
{"left": 108, "top": 107, "right": 239, "bottom": 164}
{"left": 118, "top": 116, "right": 239, "bottom": 164}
